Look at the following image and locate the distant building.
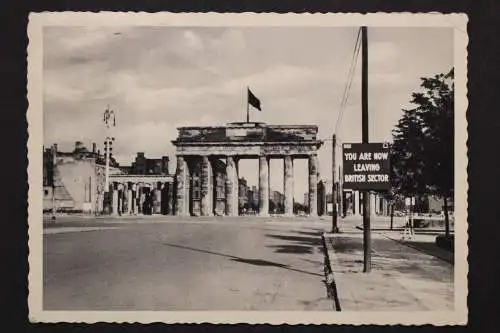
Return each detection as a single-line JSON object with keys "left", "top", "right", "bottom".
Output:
{"left": 246, "top": 185, "right": 259, "bottom": 214}
{"left": 43, "top": 141, "right": 120, "bottom": 213}
{"left": 238, "top": 178, "right": 249, "bottom": 212}
{"left": 129, "top": 152, "right": 169, "bottom": 175}
{"left": 251, "top": 185, "right": 258, "bottom": 206}
{"left": 318, "top": 180, "right": 339, "bottom": 216}
{"left": 270, "top": 190, "right": 285, "bottom": 214}
{"left": 43, "top": 142, "right": 174, "bottom": 215}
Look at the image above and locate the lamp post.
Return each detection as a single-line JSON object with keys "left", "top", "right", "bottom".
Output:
{"left": 103, "top": 107, "right": 116, "bottom": 214}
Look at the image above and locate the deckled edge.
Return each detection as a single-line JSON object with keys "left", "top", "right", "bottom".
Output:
{"left": 26, "top": 11, "right": 469, "bottom": 325}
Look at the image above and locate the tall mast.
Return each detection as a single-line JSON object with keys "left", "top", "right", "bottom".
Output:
{"left": 361, "top": 26, "right": 372, "bottom": 273}
{"left": 246, "top": 87, "right": 250, "bottom": 123}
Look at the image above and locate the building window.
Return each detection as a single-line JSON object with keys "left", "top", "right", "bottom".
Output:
{"left": 44, "top": 189, "right": 49, "bottom": 196}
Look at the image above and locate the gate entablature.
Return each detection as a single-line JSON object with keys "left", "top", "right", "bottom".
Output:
{"left": 172, "top": 122, "right": 323, "bottom": 217}
{"left": 172, "top": 122, "right": 323, "bottom": 157}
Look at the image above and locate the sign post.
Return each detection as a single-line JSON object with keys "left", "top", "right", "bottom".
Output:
{"left": 360, "top": 26, "right": 371, "bottom": 273}
{"left": 342, "top": 142, "right": 391, "bottom": 272}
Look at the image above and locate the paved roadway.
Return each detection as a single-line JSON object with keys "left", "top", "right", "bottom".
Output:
{"left": 43, "top": 216, "right": 335, "bottom": 311}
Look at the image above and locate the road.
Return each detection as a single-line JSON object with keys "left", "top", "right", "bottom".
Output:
{"left": 43, "top": 217, "right": 335, "bottom": 311}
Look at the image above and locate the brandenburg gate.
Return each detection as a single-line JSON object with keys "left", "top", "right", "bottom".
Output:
{"left": 172, "top": 122, "right": 323, "bottom": 217}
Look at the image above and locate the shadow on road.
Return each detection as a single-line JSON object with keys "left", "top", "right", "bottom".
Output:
{"left": 265, "top": 233, "right": 324, "bottom": 256}
{"left": 268, "top": 245, "right": 313, "bottom": 254}
{"left": 266, "top": 234, "right": 322, "bottom": 245}
{"left": 231, "top": 258, "right": 289, "bottom": 268}
{"left": 290, "top": 230, "right": 325, "bottom": 237}
{"left": 161, "top": 242, "right": 323, "bottom": 277}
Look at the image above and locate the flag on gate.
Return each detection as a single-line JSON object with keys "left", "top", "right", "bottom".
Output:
{"left": 248, "top": 88, "right": 261, "bottom": 111}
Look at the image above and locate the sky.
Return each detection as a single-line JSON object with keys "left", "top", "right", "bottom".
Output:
{"left": 43, "top": 26, "right": 453, "bottom": 202}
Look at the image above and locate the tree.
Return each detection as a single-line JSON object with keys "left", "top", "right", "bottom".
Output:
{"left": 380, "top": 187, "right": 397, "bottom": 230}
{"left": 391, "top": 68, "right": 454, "bottom": 237}
{"left": 391, "top": 109, "right": 428, "bottom": 197}
{"left": 413, "top": 69, "right": 454, "bottom": 237}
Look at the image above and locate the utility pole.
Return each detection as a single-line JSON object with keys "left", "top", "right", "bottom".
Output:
{"left": 339, "top": 165, "right": 343, "bottom": 217}
{"left": 361, "top": 26, "right": 371, "bottom": 273}
{"left": 51, "top": 144, "right": 57, "bottom": 223}
{"left": 246, "top": 87, "right": 250, "bottom": 123}
{"left": 331, "top": 134, "right": 339, "bottom": 233}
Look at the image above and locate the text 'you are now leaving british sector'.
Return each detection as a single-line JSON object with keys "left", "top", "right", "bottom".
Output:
{"left": 342, "top": 143, "right": 391, "bottom": 190}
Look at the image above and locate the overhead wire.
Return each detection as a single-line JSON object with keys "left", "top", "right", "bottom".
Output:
{"left": 334, "top": 27, "right": 362, "bottom": 137}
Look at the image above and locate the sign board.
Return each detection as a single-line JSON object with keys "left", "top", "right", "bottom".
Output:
{"left": 342, "top": 142, "right": 391, "bottom": 190}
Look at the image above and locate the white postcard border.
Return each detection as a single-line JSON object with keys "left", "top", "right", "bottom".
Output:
{"left": 27, "top": 12, "right": 468, "bottom": 325}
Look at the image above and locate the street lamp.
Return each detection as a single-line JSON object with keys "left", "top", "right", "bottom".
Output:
{"left": 103, "top": 107, "right": 116, "bottom": 194}
{"left": 103, "top": 107, "right": 116, "bottom": 215}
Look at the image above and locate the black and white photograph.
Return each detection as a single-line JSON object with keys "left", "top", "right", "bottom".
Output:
{"left": 27, "top": 12, "right": 468, "bottom": 324}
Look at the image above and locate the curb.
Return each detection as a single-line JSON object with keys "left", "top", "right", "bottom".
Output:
{"left": 321, "top": 233, "right": 342, "bottom": 311}
{"left": 355, "top": 225, "right": 455, "bottom": 234}
{"left": 381, "top": 233, "right": 454, "bottom": 264}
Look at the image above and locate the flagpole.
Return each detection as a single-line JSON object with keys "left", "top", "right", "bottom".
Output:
{"left": 246, "top": 87, "right": 249, "bottom": 123}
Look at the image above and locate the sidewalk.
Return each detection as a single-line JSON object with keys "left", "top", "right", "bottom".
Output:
{"left": 323, "top": 222, "right": 454, "bottom": 311}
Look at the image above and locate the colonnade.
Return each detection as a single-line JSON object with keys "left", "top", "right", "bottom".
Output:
{"left": 109, "top": 181, "right": 173, "bottom": 216}
{"left": 175, "top": 154, "right": 320, "bottom": 217}
{"left": 346, "top": 190, "right": 390, "bottom": 216}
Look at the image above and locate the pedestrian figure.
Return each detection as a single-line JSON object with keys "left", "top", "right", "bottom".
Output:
{"left": 402, "top": 209, "right": 414, "bottom": 240}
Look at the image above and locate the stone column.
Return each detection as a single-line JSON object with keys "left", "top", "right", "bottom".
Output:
{"left": 354, "top": 190, "right": 361, "bottom": 216}
{"left": 136, "top": 185, "right": 140, "bottom": 215}
{"left": 117, "top": 183, "right": 123, "bottom": 215}
{"left": 137, "top": 184, "right": 143, "bottom": 215}
{"left": 155, "top": 182, "right": 162, "bottom": 214}
{"left": 258, "top": 155, "right": 269, "bottom": 217}
{"left": 167, "top": 182, "right": 174, "bottom": 215}
{"left": 121, "top": 183, "right": 127, "bottom": 214}
{"left": 284, "top": 155, "right": 294, "bottom": 216}
{"left": 175, "top": 156, "right": 190, "bottom": 216}
{"left": 375, "top": 194, "right": 380, "bottom": 215}
{"left": 111, "top": 183, "right": 118, "bottom": 215}
{"left": 308, "top": 154, "right": 319, "bottom": 217}
{"left": 131, "top": 183, "right": 136, "bottom": 215}
{"left": 225, "top": 156, "right": 238, "bottom": 216}
{"left": 97, "top": 192, "right": 104, "bottom": 214}
{"left": 233, "top": 159, "right": 239, "bottom": 215}
{"left": 127, "top": 183, "right": 132, "bottom": 215}
{"left": 200, "top": 156, "right": 213, "bottom": 216}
